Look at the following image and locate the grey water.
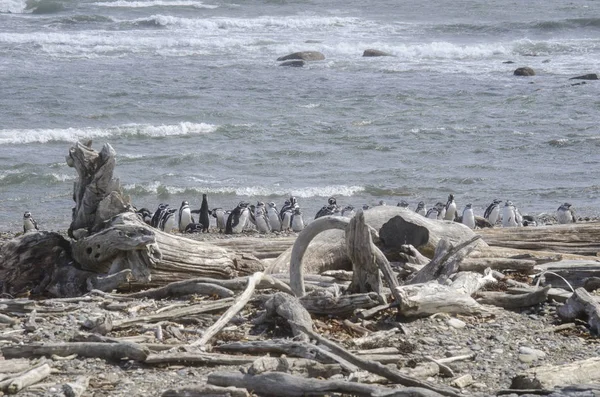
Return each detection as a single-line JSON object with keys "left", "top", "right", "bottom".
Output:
{"left": 1, "top": 0, "right": 599, "bottom": 231}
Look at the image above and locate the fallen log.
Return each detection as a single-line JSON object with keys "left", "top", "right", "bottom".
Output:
{"left": 477, "top": 222, "right": 600, "bottom": 256}
{"left": 208, "top": 371, "right": 445, "bottom": 397}
{"left": 475, "top": 286, "right": 550, "bottom": 309}
{"left": 162, "top": 385, "right": 249, "bottom": 397}
{"left": 395, "top": 283, "right": 485, "bottom": 318}
{"left": 510, "top": 357, "right": 600, "bottom": 390}
{"left": 145, "top": 352, "right": 258, "bottom": 366}
{"left": 300, "top": 291, "right": 381, "bottom": 316}
{"left": 1, "top": 342, "right": 149, "bottom": 362}
{"left": 3, "top": 363, "right": 52, "bottom": 395}
{"left": 215, "top": 340, "right": 336, "bottom": 364}
{"left": 534, "top": 260, "right": 600, "bottom": 290}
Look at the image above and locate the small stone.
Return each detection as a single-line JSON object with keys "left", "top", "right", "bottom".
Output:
{"left": 470, "top": 344, "right": 482, "bottom": 351}
{"left": 450, "top": 374, "right": 474, "bottom": 388}
{"left": 471, "top": 382, "right": 488, "bottom": 390}
{"left": 518, "top": 346, "right": 546, "bottom": 359}
{"left": 518, "top": 354, "right": 537, "bottom": 363}
{"left": 419, "top": 337, "right": 438, "bottom": 345}
{"left": 491, "top": 349, "right": 504, "bottom": 354}
{"left": 447, "top": 318, "right": 466, "bottom": 329}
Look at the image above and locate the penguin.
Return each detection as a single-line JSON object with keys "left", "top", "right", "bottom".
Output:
{"left": 199, "top": 194, "right": 210, "bottom": 232}
{"left": 426, "top": 205, "right": 439, "bottom": 219}
{"left": 415, "top": 201, "right": 427, "bottom": 216}
{"left": 281, "top": 208, "right": 293, "bottom": 231}
{"left": 184, "top": 223, "right": 204, "bottom": 233}
{"left": 23, "top": 211, "right": 38, "bottom": 233}
{"left": 378, "top": 200, "right": 387, "bottom": 206}
{"left": 397, "top": 200, "right": 409, "bottom": 208}
{"left": 178, "top": 201, "right": 194, "bottom": 232}
{"left": 315, "top": 196, "right": 340, "bottom": 219}
{"left": 461, "top": 203, "right": 476, "bottom": 229}
{"left": 254, "top": 202, "right": 271, "bottom": 234}
{"left": 427, "top": 202, "right": 445, "bottom": 219}
{"left": 291, "top": 207, "right": 305, "bottom": 232}
{"left": 266, "top": 202, "right": 282, "bottom": 231}
{"left": 557, "top": 202, "right": 576, "bottom": 224}
{"left": 484, "top": 199, "right": 502, "bottom": 226}
{"left": 210, "top": 208, "right": 227, "bottom": 232}
{"left": 502, "top": 201, "right": 519, "bottom": 228}
{"left": 280, "top": 196, "right": 297, "bottom": 219}
{"left": 159, "top": 208, "right": 178, "bottom": 232}
{"left": 151, "top": 203, "right": 168, "bottom": 228}
{"left": 341, "top": 205, "right": 355, "bottom": 218}
{"left": 135, "top": 207, "right": 153, "bottom": 225}
{"left": 362, "top": 204, "right": 370, "bottom": 211}
{"left": 248, "top": 204, "right": 257, "bottom": 227}
{"left": 226, "top": 202, "right": 250, "bottom": 234}
{"left": 444, "top": 194, "right": 457, "bottom": 221}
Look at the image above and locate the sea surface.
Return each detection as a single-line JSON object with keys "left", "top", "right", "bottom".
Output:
{"left": 1, "top": 0, "right": 599, "bottom": 231}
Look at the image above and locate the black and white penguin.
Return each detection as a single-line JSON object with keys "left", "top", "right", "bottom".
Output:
{"left": 341, "top": 205, "right": 355, "bottom": 218}
{"left": 462, "top": 203, "right": 476, "bottom": 230}
{"left": 502, "top": 201, "right": 519, "bottom": 228}
{"left": 362, "top": 204, "right": 370, "bottom": 211}
{"left": 281, "top": 208, "right": 293, "bottom": 231}
{"left": 267, "top": 202, "right": 282, "bottom": 231}
{"left": 557, "top": 202, "right": 576, "bottom": 224}
{"left": 291, "top": 207, "right": 305, "bottom": 232}
{"left": 135, "top": 207, "right": 153, "bottom": 225}
{"left": 199, "top": 194, "right": 210, "bottom": 232}
{"left": 280, "top": 196, "right": 297, "bottom": 219}
{"left": 210, "top": 208, "right": 227, "bottom": 232}
{"left": 397, "top": 200, "right": 410, "bottom": 208}
{"left": 159, "top": 208, "right": 178, "bottom": 232}
{"left": 314, "top": 196, "right": 340, "bottom": 219}
{"left": 427, "top": 202, "right": 445, "bottom": 219}
{"left": 184, "top": 223, "right": 204, "bottom": 233}
{"left": 23, "top": 211, "right": 38, "bottom": 233}
{"left": 484, "top": 199, "right": 502, "bottom": 226}
{"left": 378, "top": 200, "right": 386, "bottom": 206}
{"left": 225, "top": 202, "right": 250, "bottom": 234}
{"left": 151, "top": 203, "right": 168, "bottom": 228}
{"left": 254, "top": 202, "right": 271, "bottom": 234}
{"left": 415, "top": 201, "right": 427, "bottom": 216}
{"left": 444, "top": 194, "right": 457, "bottom": 221}
{"left": 178, "top": 201, "right": 194, "bottom": 232}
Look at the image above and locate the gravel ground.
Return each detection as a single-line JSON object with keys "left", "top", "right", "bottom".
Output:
{"left": 1, "top": 229, "right": 600, "bottom": 397}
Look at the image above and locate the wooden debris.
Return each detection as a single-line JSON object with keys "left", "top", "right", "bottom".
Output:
{"left": 2, "top": 342, "right": 150, "bottom": 362}
{"left": 2, "top": 363, "right": 52, "bottom": 394}
{"left": 162, "top": 384, "right": 250, "bottom": 397}
{"left": 145, "top": 352, "right": 258, "bottom": 366}
{"left": 534, "top": 260, "right": 600, "bottom": 290}
{"left": 191, "top": 272, "right": 264, "bottom": 347}
{"left": 63, "top": 375, "right": 90, "bottom": 397}
{"left": 476, "top": 286, "right": 550, "bottom": 309}
{"left": 208, "top": 370, "right": 445, "bottom": 397}
{"left": 396, "top": 283, "right": 485, "bottom": 318}
{"left": 557, "top": 287, "right": 600, "bottom": 333}
{"left": 510, "top": 357, "right": 600, "bottom": 390}
{"left": 291, "top": 321, "right": 461, "bottom": 397}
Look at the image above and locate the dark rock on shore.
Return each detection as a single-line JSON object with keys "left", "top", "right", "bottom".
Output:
{"left": 514, "top": 67, "right": 535, "bottom": 76}
{"left": 277, "top": 51, "right": 325, "bottom": 62}
{"left": 279, "top": 60, "right": 305, "bottom": 67}
{"left": 362, "top": 49, "right": 392, "bottom": 57}
{"left": 569, "top": 73, "right": 598, "bottom": 80}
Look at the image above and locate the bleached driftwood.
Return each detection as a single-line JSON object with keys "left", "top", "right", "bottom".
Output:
{"left": 534, "top": 260, "right": 600, "bottom": 290}
{"left": 407, "top": 236, "right": 482, "bottom": 285}
{"left": 396, "top": 283, "right": 485, "bottom": 318}
{"left": 262, "top": 292, "right": 314, "bottom": 342}
{"left": 458, "top": 257, "right": 538, "bottom": 274}
{"left": 191, "top": 272, "right": 264, "bottom": 347}
{"left": 557, "top": 287, "right": 600, "bottom": 334}
{"left": 475, "top": 286, "right": 550, "bottom": 309}
{"left": 145, "top": 352, "right": 258, "bottom": 366}
{"left": 208, "top": 371, "right": 446, "bottom": 397}
{"left": 62, "top": 375, "right": 90, "bottom": 397}
{"left": 247, "top": 356, "right": 343, "bottom": 378}
{"left": 162, "top": 385, "right": 249, "bottom": 397}
{"left": 66, "top": 140, "right": 125, "bottom": 236}
{"left": 1, "top": 342, "right": 149, "bottom": 361}
{"left": 510, "top": 357, "right": 600, "bottom": 390}
{"left": 300, "top": 291, "right": 381, "bottom": 316}
{"left": 215, "top": 340, "right": 337, "bottom": 364}
{"left": 478, "top": 222, "right": 600, "bottom": 256}
{"left": 2, "top": 363, "right": 52, "bottom": 395}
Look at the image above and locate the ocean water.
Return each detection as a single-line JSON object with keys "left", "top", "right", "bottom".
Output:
{"left": 1, "top": 0, "right": 599, "bottom": 232}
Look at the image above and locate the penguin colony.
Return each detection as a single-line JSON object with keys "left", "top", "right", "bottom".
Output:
{"left": 22, "top": 197, "right": 579, "bottom": 235}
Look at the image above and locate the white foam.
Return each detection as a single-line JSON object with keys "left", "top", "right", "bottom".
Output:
{"left": 123, "top": 183, "right": 365, "bottom": 198}
{"left": 0, "top": 122, "right": 217, "bottom": 145}
{"left": 0, "top": 0, "right": 27, "bottom": 13}
{"left": 50, "top": 173, "right": 76, "bottom": 182}
{"left": 94, "top": 0, "right": 218, "bottom": 8}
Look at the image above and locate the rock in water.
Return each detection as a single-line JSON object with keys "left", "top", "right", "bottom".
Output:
{"left": 514, "top": 67, "right": 535, "bottom": 76}
{"left": 569, "top": 73, "right": 598, "bottom": 80}
{"left": 276, "top": 51, "right": 325, "bottom": 61}
{"left": 362, "top": 49, "right": 392, "bottom": 57}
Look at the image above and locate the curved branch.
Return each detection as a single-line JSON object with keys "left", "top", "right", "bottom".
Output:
{"left": 290, "top": 216, "right": 350, "bottom": 297}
